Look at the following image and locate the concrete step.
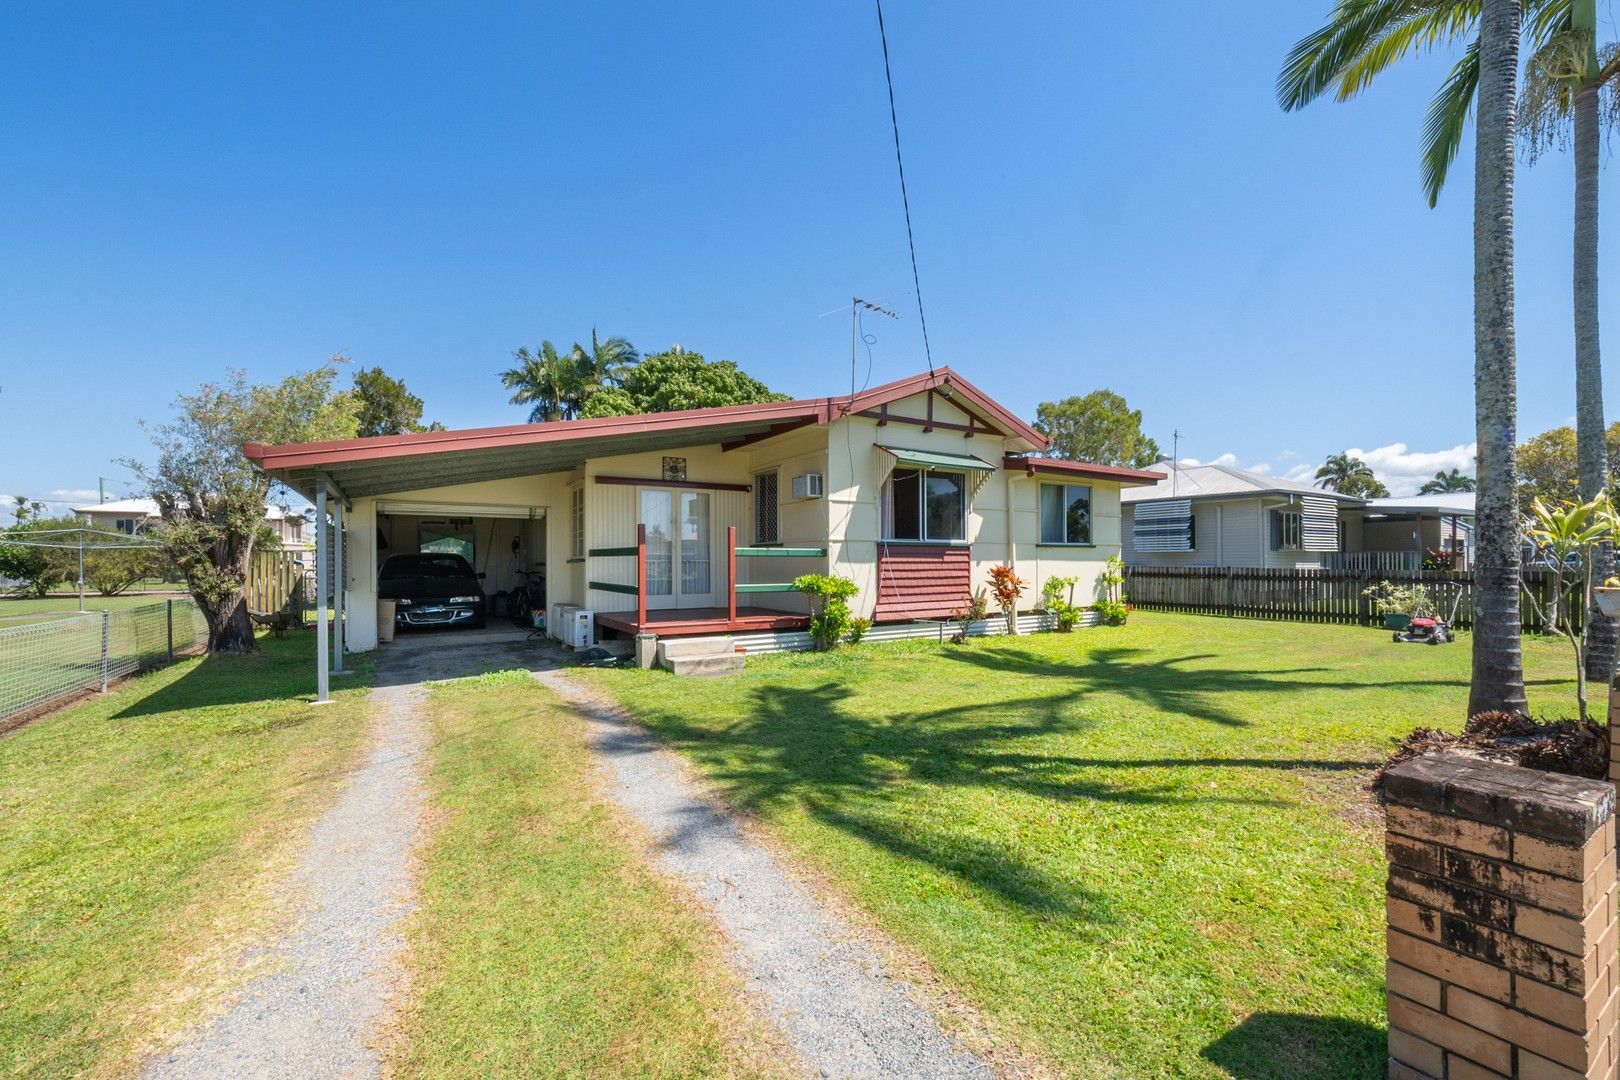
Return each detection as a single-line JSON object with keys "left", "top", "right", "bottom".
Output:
{"left": 661, "top": 653, "right": 746, "bottom": 678}
{"left": 656, "top": 636, "right": 738, "bottom": 664}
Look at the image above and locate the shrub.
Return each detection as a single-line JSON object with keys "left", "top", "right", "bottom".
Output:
{"left": 1093, "top": 597, "right": 1129, "bottom": 626}
{"left": 951, "top": 589, "right": 990, "bottom": 642}
{"left": 845, "top": 617, "right": 872, "bottom": 644}
{"left": 794, "top": 573, "right": 860, "bottom": 651}
{"left": 1041, "top": 575, "right": 1082, "bottom": 632}
{"left": 1361, "top": 580, "right": 1437, "bottom": 619}
{"left": 986, "top": 564, "right": 1027, "bottom": 634}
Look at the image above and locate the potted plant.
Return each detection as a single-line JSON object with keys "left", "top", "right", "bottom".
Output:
{"left": 1362, "top": 580, "right": 1435, "bottom": 631}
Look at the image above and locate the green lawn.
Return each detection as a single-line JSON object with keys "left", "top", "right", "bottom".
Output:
{"left": 0, "top": 632, "right": 371, "bottom": 1079}
{"left": 389, "top": 671, "right": 788, "bottom": 1079}
{"left": 583, "top": 614, "right": 1594, "bottom": 1080}
{"left": 0, "top": 591, "right": 189, "bottom": 626}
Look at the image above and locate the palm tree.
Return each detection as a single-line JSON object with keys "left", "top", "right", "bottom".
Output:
{"left": 1419, "top": 468, "right": 1477, "bottom": 493}
{"left": 1278, "top": 0, "right": 1535, "bottom": 713}
{"left": 1314, "top": 452, "right": 1378, "bottom": 493}
{"left": 1522, "top": 3, "right": 1620, "bottom": 680}
{"left": 501, "top": 341, "right": 581, "bottom": 423}
{"left": 1470, "top": 0, "right": 1529, "bottom": 716}
{"left": 569, "top": 330, "right": 638, "bottom": 401}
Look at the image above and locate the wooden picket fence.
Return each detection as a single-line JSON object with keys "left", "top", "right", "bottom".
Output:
{"left": 244, "top": 550, "right": 307, "bottom": 614}
{"left": 1123, "top": 566, "right": 1568, "bottom": 633}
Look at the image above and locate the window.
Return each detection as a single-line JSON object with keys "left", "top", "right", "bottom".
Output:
{"left": 1038, "top": 483, "right": 1093, "bottom": 544}
{"left": 883, "top": 467, "right": 966, "bottom": 542}
{"left": 570, "top": 486, "right": 584, "bottom": 559}
{"left": 1271, "top": 510, "right": 1303, "bottom": 551}
{"left": 113, "top": 518, "right": 136, "bottom": 535}
{"left": 753, "top": 471, "right": 780, "bottom": 545}
{"left": 419, "top": 523, "right": 474, "bottom": 564}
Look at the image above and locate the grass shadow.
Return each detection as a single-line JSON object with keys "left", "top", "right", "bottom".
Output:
{"left": 1202, "top": 1011, "right": 1385, "bottom": 1079}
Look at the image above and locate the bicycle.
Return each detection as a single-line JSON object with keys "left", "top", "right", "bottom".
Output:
{"left": 508, "top": 568, "right": 545, "bottom": 628}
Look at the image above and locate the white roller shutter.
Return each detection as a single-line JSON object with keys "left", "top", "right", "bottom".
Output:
{"left": 1301, "top": 496, "right": 1340, "bottom": 552}
{"left": 376, "top": 500, "right": 542, "bottom": 520}
{"left": 1133, "top": 499, "right": 1194, "bottom": 552}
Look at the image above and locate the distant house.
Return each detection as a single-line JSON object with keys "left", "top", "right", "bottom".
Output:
{"left": 1120, "top": 463, "right": 1474, "bottom": 572}
{"left": 71, "top": 497, "right": 311, "bottom": 550}
{"left": 1120, "top": 463, "right": 1360, "bottom": 569}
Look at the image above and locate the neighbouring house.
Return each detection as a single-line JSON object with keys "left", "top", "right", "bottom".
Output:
{"left": 244, "top": 367, "right": 1165, "bottom": 662}
{"left": 1120, "top": 462, "right": 1475, "bottom": 572}
{"left": 72, "top": 497, "right": 311, "bottom": 550}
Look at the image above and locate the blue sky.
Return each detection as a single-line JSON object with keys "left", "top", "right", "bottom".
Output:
{"left": 2, "top": 1, "right": 1615, "bottom": 513}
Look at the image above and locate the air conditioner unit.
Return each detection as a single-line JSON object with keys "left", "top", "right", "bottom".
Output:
{"left": 792, "top": 472, "right": 824, "bottom": 499}
{"left": 550, "top": 603, "right": 579, "bottom": 642}
{"left": 565, "top": 609, "right": 595, "bottom": 649}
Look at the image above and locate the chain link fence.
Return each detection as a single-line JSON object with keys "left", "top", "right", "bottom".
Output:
{"left": 0, "top": 598, "right": 209, "bottom": 727}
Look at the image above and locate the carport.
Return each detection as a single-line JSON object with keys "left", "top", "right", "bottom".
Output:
{"left": 244, "top": 398, "right": 828, "bottom": 702}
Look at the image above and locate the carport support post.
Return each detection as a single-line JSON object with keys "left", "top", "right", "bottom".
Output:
{"left": 314, "top": 478, "right": 330, "bottom": 704}
{"left": 332, "top": 497, "right": 346, "bottom": 675}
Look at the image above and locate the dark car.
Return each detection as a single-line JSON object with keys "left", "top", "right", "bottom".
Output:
{"left": 378, "top": 553, "right": 487, "bottom": 630}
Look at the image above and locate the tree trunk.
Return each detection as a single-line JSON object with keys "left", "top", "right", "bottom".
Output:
{"left": 1468, "top": 0, "right": 1529, "bottom": 718}
{"left": 1573, "top": 79, "right": 1615, "bottom": 685}
{"left": 203, "top": 593, "right": 258, "bottom": 653}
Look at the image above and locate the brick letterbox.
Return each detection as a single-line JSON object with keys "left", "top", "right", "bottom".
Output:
{"left": 1383, "top": 754, "right": 1618, "bottom": 1079}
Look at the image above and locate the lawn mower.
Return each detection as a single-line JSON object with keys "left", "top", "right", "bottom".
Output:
{"left": 1392, "top": 588, "right": 1464, "bottom": 645}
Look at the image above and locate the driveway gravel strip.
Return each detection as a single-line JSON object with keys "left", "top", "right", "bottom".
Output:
{"left": 142, "top": 663, "right": 431, "bottom": 1080}
{"left": 537, "top": 670, "right": 993, "bottom": 1080}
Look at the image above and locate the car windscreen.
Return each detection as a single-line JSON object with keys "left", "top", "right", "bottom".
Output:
{"left": 380, "top": 555, "right": 474, "bottom": 580}
{"left": 415, "top": 555, "right": 475, "bottom": 579}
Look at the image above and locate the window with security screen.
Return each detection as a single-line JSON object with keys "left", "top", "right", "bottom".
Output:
{"left": 570, "top": 486, "right": 584, "bottom": 558}
{"left": 753, "top": 471, "right": 780, "bottom": 545}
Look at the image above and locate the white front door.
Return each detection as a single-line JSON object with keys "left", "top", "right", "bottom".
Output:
{"left": 639, "top": 489, "right": 715, "bottom": 610}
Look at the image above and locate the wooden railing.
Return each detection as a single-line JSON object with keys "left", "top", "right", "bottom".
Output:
{"left": 585, "top": 525, "right": 827, "bottom": 628}
{"left": 725, "top": 526, "right": 825, "bottom": 623}
{"left": 587, "top": 524, "right": 648, "bottom": 628}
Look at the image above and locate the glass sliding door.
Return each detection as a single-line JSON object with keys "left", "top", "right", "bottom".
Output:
{"left": 638, "top": 488, "right": 715, "bottom": 609}
{"left": 639, "top": 490, "right": 674, "bottom": 602}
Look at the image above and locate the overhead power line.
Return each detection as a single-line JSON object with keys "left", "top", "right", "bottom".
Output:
{"left": 874, "top": 0, "right": 934, "bottom": 376}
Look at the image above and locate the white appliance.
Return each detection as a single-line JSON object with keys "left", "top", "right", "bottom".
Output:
{"left": 550, "top": 603, "right": 579, "bottom": 642}
{"left": 792, "top": 472, "right": 824, "bottom": 499}
{"left": 564, "top": 609, "right": 595, "bottom": 649}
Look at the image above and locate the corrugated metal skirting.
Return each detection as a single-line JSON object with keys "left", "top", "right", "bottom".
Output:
{"left": 721, "top": 610, "right": 1101, "bottom": 655}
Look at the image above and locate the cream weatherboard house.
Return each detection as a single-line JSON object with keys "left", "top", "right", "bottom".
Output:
{"left": 246, "top": 368, "right": 1162, "bottom": 689}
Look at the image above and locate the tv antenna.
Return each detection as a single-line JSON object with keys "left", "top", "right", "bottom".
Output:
{"left": 849, "top": 296, "right": 900, "bottom": 396}
{"left": 1171, "top": 429, "right": 1182, "bottom": 496}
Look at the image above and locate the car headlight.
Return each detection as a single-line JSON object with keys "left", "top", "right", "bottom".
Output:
{"left": 395, "top": 598, "right": 413, "bottom": 606}
{"left": 447, "top": 596, "right": 480, "bottom": 604}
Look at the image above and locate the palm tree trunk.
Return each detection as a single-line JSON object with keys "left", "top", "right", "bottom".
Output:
{"left": 1574, "top": 76, "right": 1615, "bottom": 686}
{"left": 1468, "top": 0, "right": 1529, "bottom": 719}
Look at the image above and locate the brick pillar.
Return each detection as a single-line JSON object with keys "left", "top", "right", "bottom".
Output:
{"left": 1384, "top": 755, "right": 1618, "bottom": 1079}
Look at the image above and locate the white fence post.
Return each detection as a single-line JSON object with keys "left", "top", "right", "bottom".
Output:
{"left": 99, "top": 610, "right": 110, "bottom": 692}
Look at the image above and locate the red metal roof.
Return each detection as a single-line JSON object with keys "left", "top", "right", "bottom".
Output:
{"left": 1003, "top": 455, "right": 1167, "bottom": 486}
{"left": 244, "top": 366, "right": 1050, "bottom": 471}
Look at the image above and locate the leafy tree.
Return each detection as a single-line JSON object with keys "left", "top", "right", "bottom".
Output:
{"left": 126, "top": 361, "right": 359, "bottom": 654}
{"left": 502, "top": 341, "right": 585, "bottom": 422}
{"left": 0, "top": 517, "right": 77, "bottom": 597}
{"left": 84, "top": 545, "right": 167, "bottom": 597}
{"left": 1517, "top": 423, "right": 1620, "bottom": 512}
{"left": 587, "top": 349, "right": 787, "bottom": 415}
{"left": 352, "top": 366, "right": 441, "bottom": 437}
{"left": 577, "top": 387, "right": 638, "bottom": 419}
{"left": 1314, "top": 452, "right": 1389, "bottom": 497}
{"left": 1032, "top": 390, "right": 1160, "bottom": 468}
{"left": 1419, "top": 468, "right": 1477, "bottom": 494}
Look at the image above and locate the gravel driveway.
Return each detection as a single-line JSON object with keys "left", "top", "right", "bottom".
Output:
{"left": 537, "top": 670, "right": 993, "bottom": 1080}
{"left": 142, "top": 661, "right": 436, "bottom": 1080}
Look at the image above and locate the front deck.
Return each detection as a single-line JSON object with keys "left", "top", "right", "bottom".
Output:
{"left": 595, "top": 606, "right": 811, "bottom": 638}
